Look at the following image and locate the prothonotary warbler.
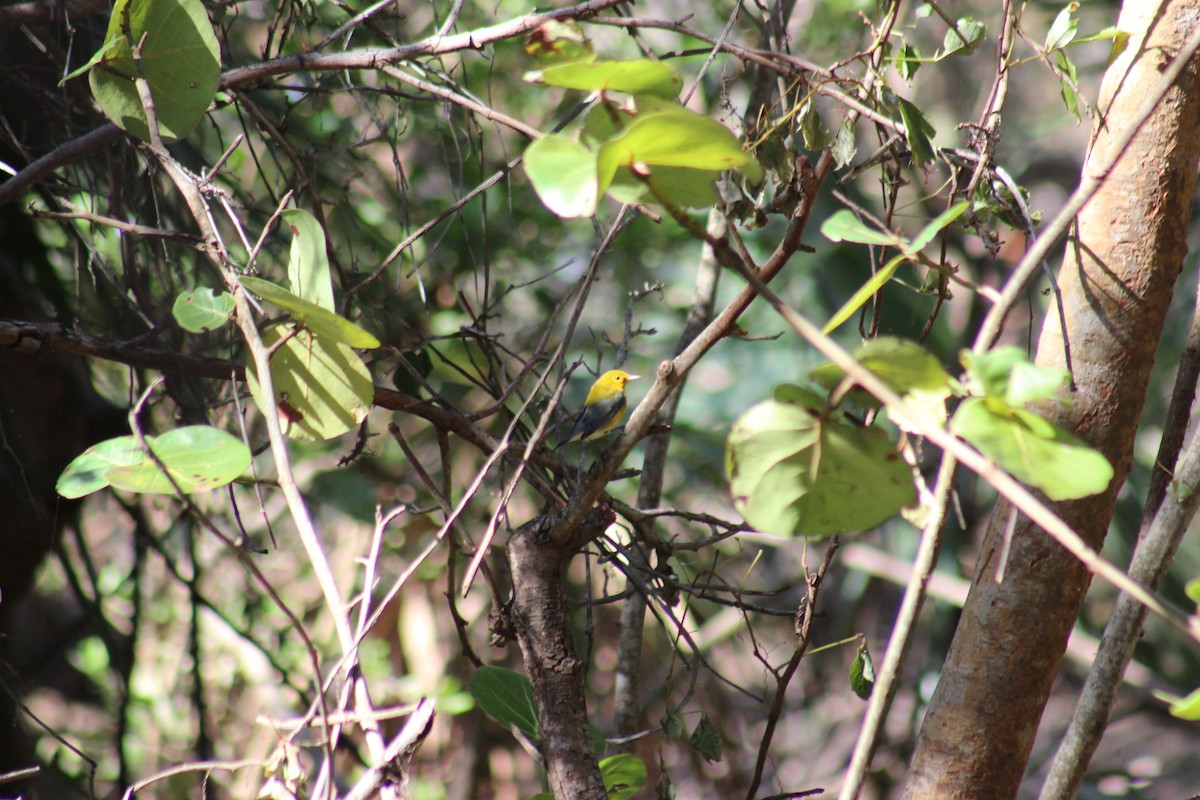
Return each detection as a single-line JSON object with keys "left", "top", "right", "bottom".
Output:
{"left": 556, "top": 370, "right": 639, "bottom": 448}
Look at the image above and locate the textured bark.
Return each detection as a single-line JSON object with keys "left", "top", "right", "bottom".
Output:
{"left": 507, "top": 507, "right": 614, "bottom": 800}
{"left": 904, "top": 2, "right": 1200, "bottom": 797}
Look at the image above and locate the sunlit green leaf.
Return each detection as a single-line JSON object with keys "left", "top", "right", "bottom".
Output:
{"left": 523, "top": 134, "right": 600, "bottom": 218}
{"left": 172, "top": 287, "right": 234, "bottom": 332}
{"left": 810, "top": 337, "right": 954, "bottom": 430}
{"left": 726, "top": 387, "right": 916, "bottom": 538}
{"left": 596, "top": 110, "right": 749, "bottom": 197}
{"left": 820, "top": 210, "right": 896, "bottom": 247}
{"left": 526, "top": 58, "right": 682, "bottom": 99}
{"left": 600, "top": 754, "right": 648, "bottom": 800}
{"left": 605, "top": 164, "right": 720, "bottom": 209}
{"left": 1006, "top": 360, "right": 1070, "bottom": 406}
{"left": 580, "top": 101, "right": 625, "bottom": 147}
{"left": 1184, "top": 577, "right": 1200, "bottom": 606}
{"left": 1044, "top": 3, "right": 1080, "bottom": 52}
{"left": 61, "top": 37, "right": 122, "bottom": 84}
{"left": 951, "top": 397, "right": 1112, "bottom": 501}
{"left": 58, "top": 426, "right": 250, "bottom": 497}
{"left": 942, "top": 18, "right": 986, "bottom": 57}
{"left": 282, "top": 208, "right": 334, "bottom": 311}
{"left": 57, "top": 436, "right": 144, "bottom": 498}
{"left": 960, "top": 347, "right": 1024, "bottom": 398}
{"left": 245, "top": 327, "right": 374, "bottom": 441}
{"left": 1154, "top": 687, "right": 1200, "bottom": 721}
{"left": 240, "top": 276, "right": 380, "bottom": 349}
{"left": 810, "top": 337, "right": 954, "bottom": 397}
{"left": 960, "top": 347, "right": 1068, "bottom": 405}
{"left": 87, "top": 0, "right": 220, "bottom": 142}
{"left": 103, "top": 425, "right": 251, "bottom": 494}
{"left": 910, "top": 201, "right": 970, "bottom": 251}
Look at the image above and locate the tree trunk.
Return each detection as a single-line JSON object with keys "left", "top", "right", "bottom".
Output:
{"left": 904, "top": 2, "right": 1200, "bottom": 797}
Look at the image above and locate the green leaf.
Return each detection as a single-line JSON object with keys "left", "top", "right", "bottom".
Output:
{"left": 57, "top": 436, "right": 145, "bottom": 498}
{"left": 960, "top": 347, "right": 1068, "bottom": 404}
{"left": 823, "top": 200, "right": 965, "bottom": 262}
{"left": 1006, "top": 360, "right": 1070, "bottom": 406}
{"left": 172, "top": 287, "right": 234, "bottom": 333}
{"left": 58, "top": 427, "right": 250, "bottom": 497}
{"left": 1074, "top": 26, "right": 1127, "bottom": 45}
{"left": 850, "top": 642, "right": 875, "bottom": 700}
{"left": 820, "top": 210, "right": 896, "bottom": 247}
{"left": 62, "top": 36, "right": 123, "bottom": 84}
{"left": 752, "top": 125, "right": 791, "bottom": 175}
{"left": 798, "top": 99, "right": 828, "bottom": 151}
{"left": 103, "top": 425, "right": 252, "bottom": 494}
{"left": 523, "top": 134, "right": 600, "bottom": 218}
{"left": 240, "top": 276, "right": 381, "bottom": 349}
{"left": 1044, "top": 3, "right": 1080, "bottom": 52}
{"left": 468, "top": 667, "right": 540, "bottom": 743}
{"left": 600, "top": 754, "right": 647, "bottom": 800}
{"left": 896, "top": 97, "right": 936, "bottom": 165}
{"left": 832, "top": 118, "right": 857, "bottom": 169}
{"left": 896, "top": 41, "right": 922, "bottom": 81}
{"left": 580, "top": 101, "right": 625, "bottom": 147}
{"left": 1154, "top": 687, "right": 1200, "bottom": 721}
{"left": 596, "top": 110, "right": 749, "bottom": 198}
{"left": 1185, "top": 578, "right": 1200, "bottom": 606}
{"left": 910, "top": 201, "right": 970, "bottom": 252}
{"left": 523, "top": 19, "right": 593, "bottom": 66}
{"left": 951, "top": 397, "right": 1113, "bottom": 501}
{"left": 1079, "top": 27, "right": 1130, "bottom": 64}
{"left": 660, "top": 711, "right": 686, "bottom": 741}
{"left": 809, "top": 338, "right": 954, "bottom": 430}
{"left": 245, "top": 327, "right": 374, "bottom": 441}
{"left": 810, "top": 337, "right": 954, "bottom": 398}
{"left": 87, "top": 0, "right": 221, "bottom": 143}
{"left": 689, "top": 715, "right": 723, "bottom": 763}
{"left": 822, "top": 254, "right": 905, "bottom": 334}
{"left": 1056, "top": 50, "right": 1081, "bottom": 121}
{"left": 526, "top": 58, "right": 682, "bottom": 99}
{"left": 605, "top": 165, "right": 720, "bottom": 210}
{"left": 960, "top": 346, "right": 1024, "bottom": 397}
{"left": 942, "top": 18, "right": 986, "bottom": 57}
{"left": 281, "top": 209, "right": 334, "bottom": 311}
{"left": 726, "top": 388, "right": 916, "bottom": 538}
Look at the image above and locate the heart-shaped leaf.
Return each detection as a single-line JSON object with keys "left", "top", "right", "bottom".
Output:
{"left": 86, "top": 0, "right": 220, "bottom": 142}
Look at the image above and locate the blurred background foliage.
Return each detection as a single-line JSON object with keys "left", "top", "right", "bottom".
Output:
{"left": 1, "top": 0, "right": 1199, "bottom": 797}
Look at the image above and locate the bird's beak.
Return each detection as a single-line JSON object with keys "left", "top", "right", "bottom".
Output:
{"left": 627, "top": 374, "right": 641, "bottom": 381}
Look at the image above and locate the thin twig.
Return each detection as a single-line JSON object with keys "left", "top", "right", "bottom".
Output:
{"left": 745, "top": 539, "right": 840, "bottom": 800}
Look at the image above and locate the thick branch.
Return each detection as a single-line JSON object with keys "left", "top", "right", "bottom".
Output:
{"left": 905, "top": 4, "right": 1200, "bottom": 797}
{"left": 0, "top": 317, "right": 239, "bottom": 378}
{"left": 507, "top": 508, "right": 614, "bottom": 800}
